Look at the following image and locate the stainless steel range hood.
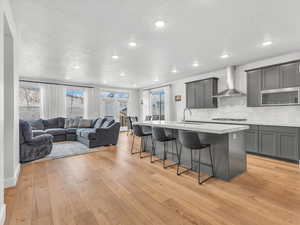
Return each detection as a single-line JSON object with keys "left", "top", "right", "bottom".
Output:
{"left": 213, "top": 66, "right": 246, "bottom": 98}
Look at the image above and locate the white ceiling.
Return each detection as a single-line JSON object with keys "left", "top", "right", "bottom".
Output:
{"left": 11, "top": 0, "right": 300, "bottom": 88}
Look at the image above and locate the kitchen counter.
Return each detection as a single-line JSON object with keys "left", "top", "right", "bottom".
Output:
{"left": 134, "top": 121, "right": 249, "bottom": 134}
{"left": 133, "top": 120, "right": 249, "bottom": 181}
{"left": 184, "top": 119, "right": 300, "bottom": 128}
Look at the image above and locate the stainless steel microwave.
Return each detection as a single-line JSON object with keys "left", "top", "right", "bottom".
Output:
{"left": 261, "top": 87, "right": 300, "bottom": 106}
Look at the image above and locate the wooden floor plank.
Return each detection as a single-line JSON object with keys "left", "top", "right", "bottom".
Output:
{"left": 4, "top": 133, "right": 300, "bottom": 225}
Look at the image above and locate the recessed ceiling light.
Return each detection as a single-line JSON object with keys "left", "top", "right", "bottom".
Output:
{"left": 112, "top": 55, "right": 119, "bottom": 59}
{"left": 193, "top": 62, "right": 199, "bottom": 67}
{"left": 120, "top": 72, "right": 126, "bottom": 77}
{"left": 154, "top": 77, "right": 159, "bottom": 82}
{"left": 73, "top": 65, "right": 80, "bottom": 69}
{"left": 128, "top": 42, "right": 137, "bottom": 47}
{"left": 172, "top": 68, "right": 178, "bottom": 73}
{"left": 262, "top": 41, "right": 272, "bottom": 47}
{"left": 65, "top": 77, "right": 71, "bottom": 80}
{"left": 103, "top": 80, "right": 107, "bottom": 84}
{"left": 220, "top": 53, "right": 229, "bottom": 59}
{"left": 155, "top": 20, "right": 165, "bottom": 28}
{"left": 133, "top": 83, "right": 137, "bottom": 87}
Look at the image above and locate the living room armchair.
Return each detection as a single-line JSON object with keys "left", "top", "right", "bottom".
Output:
{"left": 19, "top": 120, "right": 53, "bottom": 163}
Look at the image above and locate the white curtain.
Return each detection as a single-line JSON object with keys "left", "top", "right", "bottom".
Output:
{"left": 41, "top": 84, "right": 66, "bottom": 119}
{"left": 85, "top": 87, "right": 101, "bottom": 118}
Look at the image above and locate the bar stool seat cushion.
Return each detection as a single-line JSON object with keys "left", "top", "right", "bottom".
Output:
{"left": 178, "top": 130, "right": 209, "bottom": 149}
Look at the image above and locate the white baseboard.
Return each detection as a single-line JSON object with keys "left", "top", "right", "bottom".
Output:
{"left": 4, "top": 163, "right": 20, "bottom": 188}
{"left": 0, "top": 204, "right": 6, "bottom": 225}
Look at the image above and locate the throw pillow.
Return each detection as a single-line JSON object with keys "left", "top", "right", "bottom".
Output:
{"left": 94, "top": 118, "right": 106, "bottom": 128}
{"left": 72, "top": 118, "right": 80, "bottom": 128}
{"left": 101, "top": 119, "right": 115, "bottom": 128}
{"left": 78, "top": 119, "right": 93, "bottom": 128}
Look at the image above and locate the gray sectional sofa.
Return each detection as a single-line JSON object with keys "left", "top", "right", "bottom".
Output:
{"left": 19, "top": 117, "right": 120, "bottom": 163}
{"left": 28, "top": 117, "right": 121, "bottom": 147}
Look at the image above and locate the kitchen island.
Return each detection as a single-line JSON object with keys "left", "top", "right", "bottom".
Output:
{"left": 134, "top": 121, "right": 249, "bottom": 181}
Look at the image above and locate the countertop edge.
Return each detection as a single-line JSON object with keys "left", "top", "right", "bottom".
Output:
{"left": 184, "top": 120, "right": 300, "bottom": 128}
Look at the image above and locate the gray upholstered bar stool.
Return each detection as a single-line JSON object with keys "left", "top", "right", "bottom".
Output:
{"left": 131, "top": 125, "right": 152, "bottom": 159}
{"left": 151, "top": 127, "right": 179, "bottom": 168}
{"left": 177, "top": 130, "right": 214, "bottom": 184}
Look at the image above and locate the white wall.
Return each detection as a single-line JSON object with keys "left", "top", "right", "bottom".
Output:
{"left": 0, "top": 0, "right": 19, "bottom": 224}
{"left": 4, "top": 16, "right": 19, "bottom": 188}
{"left": 0, "top": 1, "right": 5, "bottom": 223}
{"left": 140, "top": 51, "right": 300, "bottom": 123}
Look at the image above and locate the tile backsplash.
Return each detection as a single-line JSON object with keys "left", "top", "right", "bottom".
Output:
{"left": 186, "top": 96, "right": 300, "bottom": 123}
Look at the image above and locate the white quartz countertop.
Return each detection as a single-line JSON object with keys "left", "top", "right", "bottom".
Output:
{"left": 185, "top": 119, "right": 300, "bottom": 128}
{"left": 133, "top": 121, "right": 249, "bottom": 134}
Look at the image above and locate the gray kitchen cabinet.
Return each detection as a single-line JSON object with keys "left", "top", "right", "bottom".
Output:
{"left": 185, "top": 78, "right": 218, "bottom": 109}
{"left": 186, "top": 82, "right": 196, "bottom": 108}
{"left": 259, "top": 130, "right": 277, "bottom": 156}
{"left": 254, "top": 126, "right": 299, "bottom": 161}
{"left": 261, "top": 66, "right": 280, "bottom": 90}
{"left": 203, "top": 79, "right": 218, "bottom": 108}
{"left": 276, "top": 131, "right": 298, "bottom": 160}
{"left": 194, "top": 81, "right": 205, "bottom": 108}
{"left": 247, "top": 69, "right": 261, "bottom": 107}
{"left": 280, "top": 62, "right": 300, "bottom": 88}
{"left": 245, "top": 129, "right": 259, "bottom": 153}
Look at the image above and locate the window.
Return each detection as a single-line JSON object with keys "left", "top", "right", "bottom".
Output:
{"left": 150, "top": 89, "right": 165, "bottom": 120}
{"left": 99, "top": 91, "right": 129, "bottom": 127}
{"left": 66, "top": 89, "right": 85, "bottom": 118}
{"left": 19, "top": 86, "right": 41, "bottom": 120}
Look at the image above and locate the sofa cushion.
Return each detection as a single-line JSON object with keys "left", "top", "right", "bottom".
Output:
{"left": 65, "top": 128, "right": 77, "bottom": 134}
{"left": 32, "top": 130, "right": 47, "bottom": 137}
{"left": 80, "top": 129, "right": 96, "bottom": 140}
{"left": 57, "top": 117, "right": 65, "bottom": 128}
{"left": 78, "top": 119, "right": 93, "bottom": 128}
{"left": 94, "top": 117, "right": 107, "bottom": 128}
{"left": 43, "top": 118, "right": 59, "bottom": 129}
{"left": 101, "top": 119, "right": 115, "bottom": 128}
{"left": 28, "top": 119, "right": 44, "bottom": 130}
{"left": 45, "top": 128, "right": 66, "bottom": 136}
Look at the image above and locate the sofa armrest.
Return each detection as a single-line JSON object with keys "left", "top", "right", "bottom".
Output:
{"left": 30, "top": 134, "right": 53, "bottom": 145}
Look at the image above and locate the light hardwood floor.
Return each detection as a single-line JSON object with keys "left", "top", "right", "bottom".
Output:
{"left": 4, "top": 133, "right": 300, "bottom": 225}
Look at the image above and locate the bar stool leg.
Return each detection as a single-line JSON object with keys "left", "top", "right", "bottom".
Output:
{"left": 163, "top": 142, "right": 166, "bottom": 168}
{"left": 190, "top": 149, "right": 193, "bottom": 171}
{"left": 151, "top": 140, "right": 158, "bottom": 163}
{"left": 177, "top": 144, "right": 182, "bottom": 175}
{"left": 139, "top": 137, "right": 143, "bottom": 158}
{"left": 208, "top": 145, "right": 215, "bottom": 177}
{"left": 198, "top": 150, "right": 202, "bottom": 184}
{"left": 198, "top": 145, "right": 214, "bottom": 184}
{"left": 131, "top": 135, "right": 135, "bottom": 154}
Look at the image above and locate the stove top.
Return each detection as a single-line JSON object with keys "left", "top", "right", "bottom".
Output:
{"left": 212, "top": 118, "right": 247, "bottom": 122}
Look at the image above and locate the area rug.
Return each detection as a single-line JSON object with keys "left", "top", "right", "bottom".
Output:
{"left": 47, "top": 141, "right": 101, "bottom": 159}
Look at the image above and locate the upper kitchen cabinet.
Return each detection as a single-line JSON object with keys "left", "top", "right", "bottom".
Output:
{"left": 247, "top": 69, "right": 261, "bottom": 107}
{"left": 186, "top": 82, "right": 196, "bottom": 108}
{"left": 261, "top": 66, "right": 280, "bottom": 90}
{"left": 280, "top": 62, "right": 300, "bottom": 88}
{"left": 185, "top": 78, "right": 218, "bottom": 109}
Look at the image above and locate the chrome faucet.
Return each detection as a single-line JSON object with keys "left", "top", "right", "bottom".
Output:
{"left": 183, "top": 107, "right": 192, "bottom": 121}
